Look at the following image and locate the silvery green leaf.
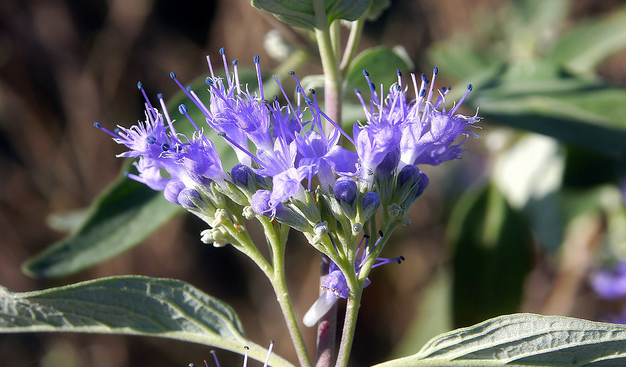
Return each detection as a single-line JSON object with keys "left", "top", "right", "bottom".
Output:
{"left": 0, "top": 276, "right": 294, "bottom": 367}
{"left": 251, "top": 0, "right": 372, "bottom": 29}
{"left": 373, "top": 313, "right": 626, "bottom": 367}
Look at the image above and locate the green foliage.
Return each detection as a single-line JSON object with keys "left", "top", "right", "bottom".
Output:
{"left": 22, "top": 173, "right": 183, "bottom": 278}
{"left": 430, "top": 4, "right": 626, "bottom": 159}
{"left": 345, "top": 46, "right": 413, "bottom": 94}
{"left": 251, "top": 0, "right": 371, "bottom": 30}
{"left": 548, "top": 7, "right": 626, "bottom": 75}
{"left": 374, "top": 313, "right": 626, "bottom": 367}
{"left": 448, "top": 185, "right": 533, "bottom": 328}
{"left": 0, "top": 276, "right": 294, "bottom": 367}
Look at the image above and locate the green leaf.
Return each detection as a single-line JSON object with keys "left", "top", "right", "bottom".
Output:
{"left": 364, "top": 0, "right": 390, "bottom": 21}
{"left": 448, "top": 185, "right": 533, "bottom": 328}
{"left": 372, "top": 313, "right": 626, "bottom": 367}
{"left": 468, "top": 78, "right": 626, "bottom": 158}
{"left": 251, "top": 0, "right": 372, "bottom": 30}
{"left": 23, "top": 174, "right": 184, "bottom": 278}
{"left": 345, "top": 46, "right": 413, "bottom": 95}
{"left": 0, "top": 276, "right": 294, "bottom": 367}
{"left": 549, "top": 7, "right": 626, "bottom": 75}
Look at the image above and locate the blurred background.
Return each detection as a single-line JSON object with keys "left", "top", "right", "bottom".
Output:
{"left": 1, "top": 0, "right": 626, "bottom": 366}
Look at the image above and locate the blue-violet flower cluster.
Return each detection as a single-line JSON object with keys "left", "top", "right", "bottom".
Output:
{"left": 97, "top": 49, "right": 480, "bottom": 326}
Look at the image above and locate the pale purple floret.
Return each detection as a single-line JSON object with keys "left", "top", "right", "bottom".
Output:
{"left": 353, "top": 68, "right": 480, "bottom": 183}
{"left": 590, "top": 261, "right": 626, "bottom": 300}
{"left": 95, "top": 83, "right": 226, "bottom": 204}
{"left": 168, "top": 50, "right": 358, "bottom": 216}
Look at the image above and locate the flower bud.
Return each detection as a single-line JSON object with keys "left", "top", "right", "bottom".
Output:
{"left": 362, "top": 192, "right": 381, "bottom": 212}
{"left": 314, "top": 222, "right": 329, "bottom": 236}
{"left": 177, "top": 188, "right": 202, "bottom": 209}
{"left": 230, "top": 164, "right": 252, "bottom": 186}
{"left": 251, "top": 190, "right": 273, "bottom": 217}
{"left": 164, "top": 179, "right": 186, "bottom": 205}
{"left": 357, "top": 191, "right": 380, "bottom": 223}
{"left": 398, "top": 165, "right": 421, "bottom": 186}
{"left": 376, "top": 148, "right": 400, "bottom": 177}
{"left": 334, "top": 177, "right": 357, "bottom": 204}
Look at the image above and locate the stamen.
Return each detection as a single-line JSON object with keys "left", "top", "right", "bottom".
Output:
{"left": 219, "top": 47, "right": 231, "bottom": 86}
{"left": 93, "top": 122, "right": 118, "bottom": 138}
{"left": 243, "top": 346, "right": 249, "bottom": 367}
{"left": 273, "top": 75, "right": 297, "bottom": 115}
{"left": 362, "top": 70, "right": 379, "bottom": 113}
{"left": 253, "top": 55, "right": 264, "bottom": 100}
{"left": 157, "top": 93, "right": 177, "bottom": 136}
{"left": 186, "top": 86, "right": 213, "bottom": 119}
{"left": 354, "top": 89, "right": 371, "bottom": 120}
{"left": 206, "top": 54, "right": 216, "bottom": 79}
{"left": 372, "top": 255, "right": 405, "bottom": 268}
{"left": 217, "top": 132, "right": 265, "bottom": 168}
{"left": 137, "top": 82, "right": 157, "bottom": 121}
{"left": 312, "top": 105, "right": 357, "bottom": 146}
{"left": 171, "top": 73, "right": 213, "bottom": 121}
{"left": 232, "top": 59, "right": 241, "bottom": 95}
{"left": 262, "top": 341, "right": 274, "bottom": 367}
{"left": 423, "top": 67, "right": 438, "bottom": 118}
{"left": 210, "top": 350, "right": 220, "bottom": 367}
{"left": 449, "top": 84, "right": 473, "bottom": 116}
{"left": 178, "top": 104, "right": 200, "bottom": 131}
{"left": 408, "top": 74, "right": 420, "bottom": 109}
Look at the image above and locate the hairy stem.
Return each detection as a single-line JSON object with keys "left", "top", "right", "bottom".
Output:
{"left": 334, "top": 284, "right": 364, "bottom": 367}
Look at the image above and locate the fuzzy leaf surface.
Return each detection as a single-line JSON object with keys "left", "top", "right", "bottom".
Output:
{"left": 251, "top": 0, "right": 371, "bottom": 29}
{"left": 373, "top": 313, "right": 626, "bottom": 367}
{"left": 0, "top": 276, "right": 294, "bottom": 367}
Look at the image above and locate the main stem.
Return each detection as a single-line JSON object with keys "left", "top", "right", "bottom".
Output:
{"left": 334, "top": 285, "right": 364, "bottom": 367}
{"left": 313, "top": 1, "right": 343, "bottom": 366}
{"left": 313, "top": 0, "right": 342, "bottom": 125}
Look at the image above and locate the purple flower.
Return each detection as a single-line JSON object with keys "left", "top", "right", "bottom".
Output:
{"left": 353, "top": 68, "right": 480, "bottom": 183}
{"left": 168, "top": 50, "right": 358, "bottom": 215}
{"left": 590, "top": 261, "right": 626, "bottom": 300}
{"left": 95, "top": 84, "right": 226, "bottom": 203}
{"left": 98, "top": 50, "right": 479, "bottom": 231}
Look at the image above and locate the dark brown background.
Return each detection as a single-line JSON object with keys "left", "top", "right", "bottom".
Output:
{"left": 1, "top": 0, "right": 625, "bottom": 366}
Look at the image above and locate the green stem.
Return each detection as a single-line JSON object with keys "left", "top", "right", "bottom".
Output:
{"left": 260, "top": 219, "right": 313, "bottom": 367}
{"left": 334, "top": 221, "right": 399, "bottom": 367}
{"left": 339, "top": 18, "right": 365, "bottom": 73}
{"left": 334, "top": 284, "right": 364, "bottom": 367}
{"left": 311, "top": 3, "right": 344, "bottom": 367}
{"left": 313, "top": 0, "right": 342, "bottom": 125}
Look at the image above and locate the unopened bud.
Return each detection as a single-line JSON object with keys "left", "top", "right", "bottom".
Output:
{"left": 334, "top": 177, "right": 357, "bottom": 204}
